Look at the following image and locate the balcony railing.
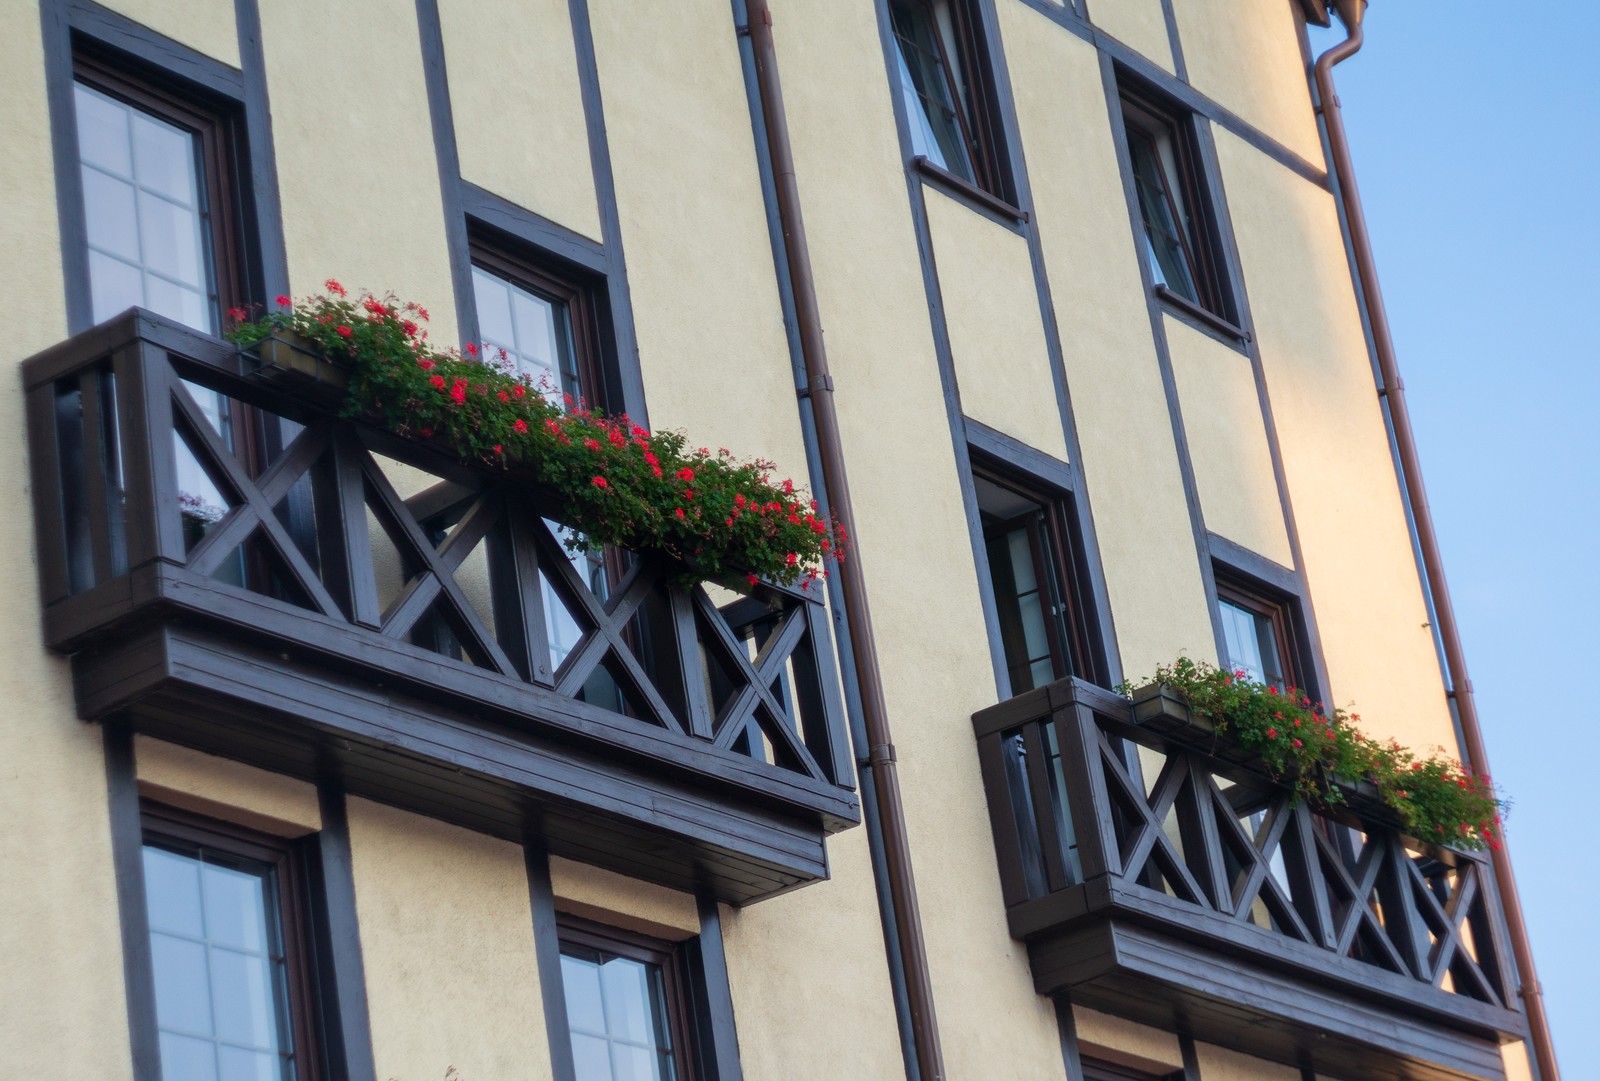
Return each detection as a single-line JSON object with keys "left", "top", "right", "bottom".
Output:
{"left": 973, "top": 679, "right": 1526, "bottom": 1081}
{"left": 25, "top": 310, "right": 858, "bottom": 903}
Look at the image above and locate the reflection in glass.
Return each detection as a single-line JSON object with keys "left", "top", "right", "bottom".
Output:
{"left": 561, "top": 949, "right": 676, "bottom": 1081}
{"left": 74, "top": 83, "right": 214, "bottom": 331}
{"left": 1126, "top": 122, "right": 1201, "bottom": 304}
{"left": 472, "top": 267, "right": 580, "bottom": 403}
{"left": 142, "top": 845, "right": 295, "bottom": 1080}
{"left": 1219, "top": 598, "right": 1285, "bottom": 690}
{"left": 888, "top": 0, "right": 975, "bottom": 180}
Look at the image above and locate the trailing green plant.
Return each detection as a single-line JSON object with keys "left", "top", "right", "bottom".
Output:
{"left": 1118, "top": 657, "right": 1504, "bottom": 851}
{"left": 226, "top": 283, "right": 844, "bottom": 588}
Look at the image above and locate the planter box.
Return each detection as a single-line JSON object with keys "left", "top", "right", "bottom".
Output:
{"left": 244, "top": 330, "right": 348, "bottom": 406}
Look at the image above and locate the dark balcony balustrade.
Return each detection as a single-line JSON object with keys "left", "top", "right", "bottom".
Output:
{"left": 973, "top": 679, "right": 1526, "bottom": 1081}
{"left": 24, "top": 310, "right": 858, "bottom": 903}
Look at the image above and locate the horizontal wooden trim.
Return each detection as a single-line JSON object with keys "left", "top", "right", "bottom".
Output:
{"left": 1153, "top": 285, "right": 1250, "bottom": 344}
{"left": 912, "top": 155, "right": 1029, "bottom": 225}
{"left": 963, "top": 417, "right": 1074, "bottom": 492}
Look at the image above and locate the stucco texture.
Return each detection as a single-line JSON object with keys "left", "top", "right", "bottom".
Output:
{"left": 347, "top": 799, "right": 552, "bottom": 1081}
{"left": 1090, "top": 0, "right": 1174, "bottom": 73}
{"left": 999, "top": 0, "right": 1217, "bottom": 679}
{"left": 439, "top": 0, "right": 601, "bottom": 242}
{"left": 1215, "top": 128, "right": 1456, "bottom": 753}
{"left": 0, "top": 7, "right": 133, "bottom": 1078}
{"left": 1166, "top": 316, "right": 1293, "bottom": 567}
{"left": 97, "top": 0, "right": 241, "bottom": 68}
{"left": 134, "top": 735, "right": 321, "bottom": 836}
{"left": 925, "top": 189, "right": 1069, "bottom": 462}
{"left": 259, "top": 0, "right": 461, "bottom": 342}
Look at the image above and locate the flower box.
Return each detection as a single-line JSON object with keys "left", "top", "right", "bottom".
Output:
{"left": 243, "top": 329, "right": 349, "bottom": 406}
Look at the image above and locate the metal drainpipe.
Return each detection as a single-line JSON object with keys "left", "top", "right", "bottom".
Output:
{"left": 741, "top": 3, "right": 947, "bottom": 1079}
{"left": 1313, "top": 4, "right": 1560, "bottom": 1078}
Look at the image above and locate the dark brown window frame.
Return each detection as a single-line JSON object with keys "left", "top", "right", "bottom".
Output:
{"left": 973, "top": 456, "right": 1105, "bottom": 694}
{"left": 1081, "top": 1057, "right": 1183, "bottom": 1081}
{"left": 1118, "top": 81, "right": 1237, "bottom": 325}
{"left": 469, "top": 238, "right": 609, "bottom": 415}
{"left": 1214, "top": 569, "right": 1309, "bottom": 695}
{"left": 139, "top": 799, "right": 325, "bottom": 1081}
{"left": 889, "top": 0, "right": 1014, "bottom": 203}
{"left": 556, "top": 913, "right": 702, "bottom": 1081}
{"left": 72, "top": 43, "right": 251, "bottom": 330}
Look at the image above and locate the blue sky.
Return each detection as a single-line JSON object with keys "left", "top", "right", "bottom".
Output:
{"left": 1305, "top": 7, "right": 1599, "bottom": 1077}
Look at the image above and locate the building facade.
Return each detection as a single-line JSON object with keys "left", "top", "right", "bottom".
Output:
{"left": 0, "top": 1, "right": 1552, "bottom": 1080}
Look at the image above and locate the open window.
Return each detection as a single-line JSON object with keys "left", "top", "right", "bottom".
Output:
{"left": 1215, "top": 569, "right": 1307, "bottom": 693}
{"left": 470, "top": 238, "right": 606, "bottom": 410}
{"left": 1118, "top": 80, "right": 1237, "bottom": 325}
{"left": 974, "top": 458, "right": 1102, "bottom": 695}
{"left": 888, "top": 0, "right": 1012, "bottom": 201}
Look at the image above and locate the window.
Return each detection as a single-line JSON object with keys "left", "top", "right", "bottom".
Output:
{"left": 470, "top": 244, "right": 603, "bottom": 408}
{"left": 1118, "top": 84, "right": 1235, "bottom": 323}
{"left": 1215, "top": 572, "right": 1303, "bottom": 692}
{"left": 140, "top": 805, "right": 320, "bottom": 1081}
{"left": 73, "top": 51, "right": 245, "bottom": 333}
{"left": 975, "top": 461, "right": 1100, "bottom": 695}
{"left": 558, "top": 918, "right": 698, "bottom": 1081}
{"left": 889, "top": 0, "right": 1010, "bottom": 198}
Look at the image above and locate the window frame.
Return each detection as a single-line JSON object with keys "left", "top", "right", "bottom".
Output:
{"left": 469, "top": 237, "right": 608, "bottom": 413}
{"left": 71, "top": 42, "right": 252, "bottom": 333}
{"left": 556, "top": 913, "right": 701, "bottom": 1081}
{"left": 972, "top": 456, "right": 1105, "bottom": 695}
{"left": 889, "top": 0, "right": 1014, "bottom": 203}
{"left": 1214, "top": 570, "right": 1309, "bottom": 695}
{"left": 1117, "top": 81, "right": 1237, "bottom": 326}
{"left": 139, "top": 800, "right": 325, "bottom": 1081}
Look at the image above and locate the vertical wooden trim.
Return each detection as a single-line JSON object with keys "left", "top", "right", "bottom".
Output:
{"left": 104, "top": 723, "right": 162, "bottom": 1081}
{"left": 310, "top": 784, "right": 377, "bottom": 1081}
{"left": 40, "top": 0, "right": 93, "bottom": 332}
{"left": 233, "top": 0, "right": 289, "bottom": 302}
{"left": 1178, "top": 1034, "right": 1202, "bottom": 1081}
{"left": 1055, "top": 998, "right": 1087, "bottom": 1081}
{"left": 29, "top": 381, "right": 72, "bottom": 603}
{"left": 414, "top": 0, "right": 478, "bottom": 347}
{"left": 1158, "top": 0, "right": 1187, "bottom": 82}
{"left": 566, "top": 0, "right": 647, "bottom": 426}
{"left": 691, "top": 897, "right": 745, "bottom": 1081}
{"left": 525, "top": 840, "right": 578, "bottom": 1081}
{"left": 1100, "top": 53, "right": 1228, "bottom": 661}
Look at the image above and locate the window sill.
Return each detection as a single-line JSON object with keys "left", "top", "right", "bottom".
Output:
{"left": 911, "top": 156, "right": 1027, "bottom": 226}
{"left": 1154, "top": 284, "right": 1250, "bottom": 346}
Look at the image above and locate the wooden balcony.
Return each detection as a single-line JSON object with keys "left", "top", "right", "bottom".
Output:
{"left": 973, "top": 679, "right": 1526, "bottom": 1081}
{"left": 24, "top": 310, "right": 859, "bottom": 904}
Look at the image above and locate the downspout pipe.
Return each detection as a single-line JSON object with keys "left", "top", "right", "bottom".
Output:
{"left": 742, "top": 3, "right": 948, "bottom": 1079}
{"left": 1314, "top": 5, "right": 1560, "bottom": 1079}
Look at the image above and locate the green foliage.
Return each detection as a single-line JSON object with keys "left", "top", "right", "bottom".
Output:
{"left": 227, "top": 283, "right": 843, "bottom": 588}
{"left": 1119, "top": 657, "right": 1504, "bottom": 851}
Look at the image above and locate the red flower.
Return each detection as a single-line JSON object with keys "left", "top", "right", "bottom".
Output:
{"left": 324, "top": 278, "right": 347, "bottom": 296}
{"left": 1267, "top": 686, "right": 1278, "bottom": 696}
{"left": 275, "top": 295, "right": 292, "bottom": 307}
{"left": 512, "top": 419, "right": 528, "bottom": 434}
{"left": 226, "top": 307, "right": 247, "bottom": 322}
{"left": 464, "top": 342, "right": 479, "bottom": 356}
{"left": 1291, "top": 738, "right": 1303, "bottom": 748}
{"left": 512, "top": 385, "right": 526, "bottom": 399}
{"left": 418, "top": 358, "right": 435, "bottom": 371}
{"left": 677, "top": 467, "right": 695, "bottom": 482}
{"left": 430, "top": 375, "right": 446, "bottom": 389}
{"left": 1266, "top": 728, "right": 1278, "bottom": 740}
{"left": 336, "top": 325, "right": 353, "bottom": 338}
{"left": 785, "top": 552, "right": 797, "bottom": 566}
{"left": 675, "top": 508, "right": 686, "bottom": 520}
{"left": 746, "top": 573, "right": 759, "bottom": 587}
{"left": 402, "top": 319, "right": 418, "bottom": 337}
{"left": 497, "top": 391, "right": 509, "bottom": 402}
{"left": 492, "top": 444, "right": 503, "bottom": 455}
{"left": 782, "top": 479, "right": 795, "bottom": 494}
{"left": 417, "top": 306, "right": 430, "bottom": 321}
{"left": 592, "top": 476, "right": 608, "bottom": 489}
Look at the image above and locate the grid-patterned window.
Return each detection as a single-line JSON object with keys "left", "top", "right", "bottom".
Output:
{"left": 1215, "top": 573, "right": 1303, "bottom": 692}
{"left": 470, "top": 244, "right": 601, "bottom": 408}
{"left": 72, "top": 54, "right": 243, "bottom": 333}
{"left": 888, "top": 0, "right": 1010, "bottom": 198}
{"left": 559, "top": 919, "right": 697, "bottom": 1081}
{"left": 141, "top": 807, "right": 319, "bottom": 1081}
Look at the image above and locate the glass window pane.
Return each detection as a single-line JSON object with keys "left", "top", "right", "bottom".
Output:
{"left": 151, "top": 932, "right": 214, "bottom": 1035}
{"left": 561, "top": 954, "right": 607, "bottom": 1035}
{"left": 599, "top": 958, "right": 653, "bottom": 1042}
{"left": 144, "top": 848, "right": 205, "bottom": 937}
{"left": 158, "top": 1032, "right": 219, "bottom": 1081}
{"left": 217, "top": 1046, "right": 277, "bottom": 1081}
{"left": 75, "top": 84, "right": 133, "bottom": 176}
{"left": 88, "top": 250, "right": 145, "bottom": 323}
{"left": 83, "top": 167, "right": 140, "bottom": 261}
{"left": 139, "top": 193, "right": 206, "bottom": 286}
{"left": 133, "top": 112, "right": 198, "bottom": 204}
{"left": 208, "top": 947, "right": 276, "bottom": 1048}
{"left": 472, "top": 268, "right": 515, "bottom": 345}
{"left": 570, "top": 1032, "right": 613, "bottom": 1081}
{"left": 200, "top": 864, "right": 267, "bottom": 951}
{"left": 562, "top": 945, "right": 676, "bottom": 1081}
{"left": 146, "top": 276, "right": 212, "bottom": 333}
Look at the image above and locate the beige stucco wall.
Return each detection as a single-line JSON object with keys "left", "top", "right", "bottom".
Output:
{"left": 347, "top": 798, "right": 552, "bottom": 1081}
{"left": 1074, "top": 1007, "right": 1184, "bottom": 1072}
{"left": 0, "top": 8, "right": 133, "bottom": 1078}
{"left": 1196, "top": 1041, "right": 1301, "bottom": 1081}
{"left": 1090, "top": 0, "right": 1175, "bottom": 73}
{"left": 438, "top": 0, "right": 602, "bottom": 242}
{"left": 1166, "top": 316, "right": 1293, "bottom": 567}
{"left": 549, "top": 854, "right": 699, "bottom": 939}
{"left": 260, "top": 0, "right": 460, "bottom": 344}
{"left": 768, "top": 1, "right": 1066, "bottom": 1076}
{"left": 999, "top": 0, "right": 1217, "bottom": 679}
{"left": 97, "top": 0, "right": 240, "bottom": 68}
{"left": 925, "top": 188, "right": 1069, "bottom": 461}
{"left": 1169, "top": 0, "right": 1324, "bottom": 168}
{"left": 587, "top": 0, "right": 809, "bottom": 483}
{"left": 1215, "top": 128, "right": 1454, "bottom": 752}
{"left": 135, "top": 735, "right": 321, "bottom": 836}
